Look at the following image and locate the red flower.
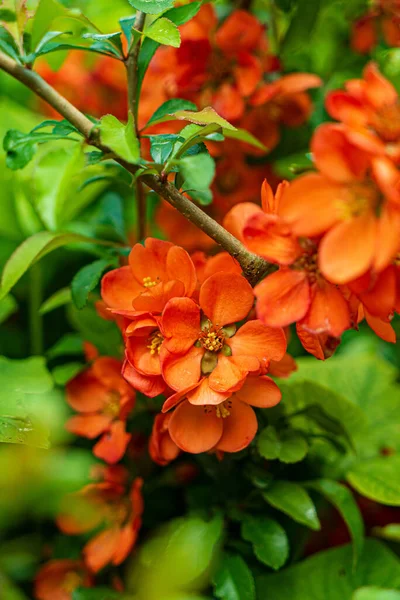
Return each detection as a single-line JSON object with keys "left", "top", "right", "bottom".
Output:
{"left": 66, "top": 357, "right": 135, "bottom": 464}
{"left": 149, "top": 413, "right": 180, "bottom": 466}
{"left": 101, "top": 238, "right": 196, "bottom": 314}
{"left": 159, "top": 272, "right": 286, "bottom": 398}
{"left": 58, "top": 478, "right": 144, "bottom": 573}
{"left": 35, "top": 559, "right": 92, "bottom": 600}
{"left": 164, "top": 375, "right": 282, "bottom": 454}
{"left": 351, "top": 1, "right": 400, "bottom": 53}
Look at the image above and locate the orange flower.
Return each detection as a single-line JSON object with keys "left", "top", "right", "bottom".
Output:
{"left": 123, "top": 312, "right": 167, "bottom": 397}
{"left": 66, "top": 357, "right": 135, "bottom": 464}
{"left": 58, "top": 478, "right": 143, "bottom": 573}
{"left": 149, "top": 413, "right": 180, "bottom": 466}
{"left": 163, "top": 375, "right": 282, "bottom": 454}
{"left": 34, "top": 560, "right": 92, "bottom": 600}
{"left": 159, "top": 272, "right": 286, "bottom": 397}
{"left": 280, "top": 123, "right": 400, "bottom": 283}
{"left": 295, "top": 327, "right": 341, "bottom": 360}
{"left": 351, "top": 0, "right": 400, "bottom": 53}
{"left": 101, "top": 238, "right": 197, "bottom": 314}
{"left": 326, "top": 62, "right": 400, "bottom": 161}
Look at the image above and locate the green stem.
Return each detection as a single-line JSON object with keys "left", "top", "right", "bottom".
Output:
{"left": 29, "top": 263, "right": 44, "bottom": 355}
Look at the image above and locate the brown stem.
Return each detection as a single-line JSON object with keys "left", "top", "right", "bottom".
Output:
{"left": 125, "top": 10, "right": 146, "bottom": 137}
{"left": 0, "top": 51, "right": 272, "bottom": 286}
{"left": 136, "top": 179, "right": 147, "bottom": 241}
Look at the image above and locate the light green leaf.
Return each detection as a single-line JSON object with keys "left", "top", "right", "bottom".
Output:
{"left": 353, "top": 588, "right": 400, "bottom": 600}
{"left": 257, "top": 425, "right": 309, "bottom": 464}
{"left": 71, "top": 259, "right": 114, "bottom": 310}
{"left": 52, "top": 362, "right": 83, "bottom": 386}
{"left": 72, "top": 588, "right": 122, "bottom": 600}
{"left": 0, "top": 572, "right": 28, "bottom": 600}
{"left": 39, "top": 287, "right": 72, "bottom": 315}
{"left": 0, "top": 231, "right": 118, "bottom": 301}
{"left": 213, "top": 553, "right": 255, "bottom": 600}
{"left": 0, "top": 356, "right": 54, "bottom": 448}
{"left": 180, "top": 152, "right": 215, "bottom": 191}
{"left": 222, "top": 128, "right": 267, "bottom": 151}
{"left": 99, "top": 113, "right": 140, "bottom": 163}
{"left": 263, "top": 481, "right": 320, "bottom": 530}
{"left": 127, "top": 0, "right": 175, "bottom": 14}
{"left": 347, "top": 456, "right": 400, "bottom": 506}
{"left": 305, "top": 479, "right": 364, "bottom": 568}
{"left": 372, "top": 524, "right": 400, "bottom": 543}
{"left": 30, "top": 0, "right": 67, "bottom": 51}
{"left": 256, "top": 539, "right": 400, "bottom": 600}
{"left": 146, "top": 99, "right": 198, "bottom": 128}
{"left": 145, "top": 17, "right": 180, "bottom": 47}
{"left": 0, "top": 294, "right": 17, "bottom": 324}
{"left": 173, "top": 107, "right": 237, "bottom": 131}
{"left": 241, "top": 515, "right": 289, "bottom": 570}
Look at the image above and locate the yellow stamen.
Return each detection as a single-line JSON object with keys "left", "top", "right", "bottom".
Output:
{"left": 215, "top": 400, "right": 233, "bottom": 418}
{"left": 147, "top": 330, "right": 164, "bottom": 355}
{"left": 143, "top": 276, "right": 158, "bottom": 288}
{"left": 198, "top": 325, "right": 225, "bottom": 352}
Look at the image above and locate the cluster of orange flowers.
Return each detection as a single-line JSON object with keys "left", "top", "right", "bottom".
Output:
{"left": 225, "top": 62, "right": 400, "bottom": 358}
{"left": 351, "top": 0, "right": 400, "bottom": 53}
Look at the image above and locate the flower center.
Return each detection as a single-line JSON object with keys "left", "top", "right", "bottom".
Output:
{"left": 104, "top": 390, "right": 121, "bottom": 418}
{"left": 63, "top": 572, "right": 82, "bottom": 593}
{"left": 293, "top": 249, "right": 319, "bottom": 283}
{"left": 370, "top": 101, "right": 400, "bottom": 143}
{"left": 204, "top": 400, "right": 233, "bottom": 418}
{"left": 147, "top": 330, "right": 164, "bottom": 355}
{"left": 143, "top": 276, "right": 157, "bottom": 288}
{"left": 198, "top": 325, "right": 225, "bottom": 352}
{"left": 339, "top": 182, "right": 379, "bottom": 220}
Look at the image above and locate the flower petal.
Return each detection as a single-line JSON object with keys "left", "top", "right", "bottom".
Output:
{"left": 132, "top": 280, "right": 186, "bottom": 313}
{"left": 199, "top": 272, "right": 254, "bottom": 326}
{"left": 129, "top": 238, "right": 172, "bottom": 284}
{"left": 223, "top": 202, "right": 263, "bottom": 242}
{"left": 66, "top": 370, "right": 109, "bottom": 413}
{"left": 230, "top": 319, "right": 287, "bottom": 363}
{"left": 122, "top": 360, "right": 165, "bottom": 398}
{"left": 126, "top": 336, "right": 161, "bottom": 376}
{"left": 300, "top": 280, "right": 350, "bottom": 337}
{"left": 161, "top": 345, "right": 203, "bottom": 391}
{"left": 66, "top": 414, "right": 111, "bottom": 439}
{"left": 83, "top": 527, "right": 121, "bottom": 573}
{"left": 235, "top": 375, "right": 282, "bottom": 408}
{"left": 208, "top": 355, "right": 258, "bottom": 393}
{"left": 101, "top": 266, "right": 142, "bottom": 311}
{"left": 187, "top": 377, "right": 231, "bottom": 405}
{"left": 216, "top": 400, "right": 257, "bottom": 452}
{"left": 365, "top": 311, "right": 396, "bottom": 343}
{"left": 161, "top": 297, "right": 201, "bottom": 354}
{"left": 93, "top": 421, "right": 131, "bottom": 465}
{"left": 169, "top": 401, "right": 223, "bottom": 453}
{"left": 166, "top": 245, "right": 197, "bottom": 297}
{"left": 319, "top": 212, "right": 377, "bottom": 284}
{"left": 255, "top": 269, "right": 310, "bottom": 327}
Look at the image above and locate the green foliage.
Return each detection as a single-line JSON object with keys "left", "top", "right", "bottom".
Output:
{"left": 347, "top": 456, "right": 400, "bottom": 507}
{"left": 180, "top": 152, "right": 216, "bottom": 200}
{"left": 305, "top": 480, "right": 364, "bottom": 567}
{"left": 256, "top": 540, "right": 400, "bottom": 600}
{"left": 146, "top": 99, "right": 198, "bottom": 128}
{"left": 257, "top": 425, "right": 309, "bottom": 464}
{"left": 99, "top": 113, "right": 140, "bottom": 163}
{"left": 72, "top": 587, "right": 123, "bottom": 599}
{"left": 127, "top": 0, "right": 175, "bottom": 14}
{"left": 149, "top": 133, "right": 182, "bottom": 163}
{"left": 71, "top": 258, "right": 115, "bottom": 309}
{"left": 263, "top": 481, "right": 321, "bottom": 530}
{"left": 0, "top": 294, "right": 17, "bottom": 324}
{"left": 145, "top": 17, "right": 180, "bottom": 47}
{"left": 241, "top": 515, "right": 289, "bottom": 570}
{"left": 353, "top": 589, "right": 400, "bottom": 600}
{"left": 39, "top": 287, "right": 72, "bottom": 315}
{"left": 213, "top": 553, "right": 256, "bottom": 600}
{"left": 0, "top": 25, "right": 22, "bottom": 62}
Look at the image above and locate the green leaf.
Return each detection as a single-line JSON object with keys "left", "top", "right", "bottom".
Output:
{"left": 241, "top": 515, "right": 289, "bottom": 570}
{"left": 180, "top": 152, "right": 215, "bottom": 191}
{"left": 145, "top": 17, "right": 180, "bottom": 47}
{"left": 71, "top": 259, "right": 113, "bottom": 310}
{"left": 3, "top": 130, "right": 36, "bottom": 170}
{"left": 256, "top": 539, "right": 400, "bottom": 600}
{"left": 347, "top": 456, "right": 400, "bottom": 506}
{"left": 149, "top": 133, "right": 182, "bottom": 163}
{"left": 281, "top": 0, "right": 322, "bottom": 70}
{"left": 0, "top": 572, "right": 28, "bottom": 600}
{"left": 173, "top": 107, "right": 237, "bottom": 131}
{"left": 68, "top": 304, "right": 121, "bottom": 358}
{"left": 128, "top": 0, "right": 175, "bottom": 14}
{"left": 0, "top": 25, "right": 21, "bottom": 62}
{"left": 263, "top": 481, "right": 321, "bottom": 530}
{"left": 0, "top": 231, "right": 118, "bottom": 301}
{"left": 305, "top": 479, "right": 364, "bottom": 568}
{"left": 373, "top": 524, "right": 400, "bottom": 543}
{"left": 39, "top": 287, "right": 72, "bottom": 315}
{"left": 222, "top": 128, "right": 267, "bottom": 152}
{"left": 47, "top": 333, "right": 84, "bottom": 359}
{"left": 0, "top": 356, "right": 54, "bottom": 448}
{"left": 353, "top": 588, "right": 400, "bottom": 600}
{"left": 0, "top": 10, "right": 16, "bottom": 23}
{"left": 52, "top": 362, "right": 83, "bottom": 386}
{"left": 257, "top": 425, "right": 309, "bottom": 464}
{"left": 213, "top": 553, "right": 256, "bottom": 600}
{"left": 0, "top": 294, "right": 17, "bottom": 324}
{"left": 99, "top": 113, "right": 140, "bottom": 163}
{"left": 146, "top": 99, "right": 198, "bottom": 128}
{"left": 30, "top": 0, "right": 67, "bottom": 51}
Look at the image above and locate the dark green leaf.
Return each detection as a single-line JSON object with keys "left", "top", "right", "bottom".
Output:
{"left": 71, "top": 259, "right": 114, "bottom": 310}
{"left": 127, "top": 0, "right": 175, "bottom": 14}
{"left": 0, "top": 25, "right": 21, "bottom": 62}
{"left": 146, "top": 99, "right": 198, "bottom": 128}
{"left": 257, "top": 425, "right": 309, "bottom": 464}
{"left": 3, "top": 130, "right": 36, "bottom": 170}
{"left": 120, "top": 16, "right": 136, "bottom": 46}
{"left": 241, "top": 515, "right": 289, "bottom": 570}
{"left": 0, "top": 10, "right": 16, "bottom": 23}
{"left": 82, "top": 31, "right": 123, "bottom": 54}
{"left": 149, "top": 134, "right": 182, "bottom": 163}
{"left": 47, "top": 333, "right": 84, "bottom": 359}
{"left": 213, "top": 552, "right": 256, "bottom": 600}
{"left": 263, "top": 481, "right": 321, "bottom": 530}
{"left": 0, "top": 295, "right": 17, "bottom": 324}
{"left": 305, "top": 479, "right": 364, "bottom": 568}
{"left": 281, "top": 0, "right": 322, "bottom": 70}
{"left": 52, "top": 362, "right": 83, "bottom": 386}
{"left": 72, "top": 586, "right": 122, "bottom": 599}
{"left": 256, "top": 539, "right": 400, "bottom": 600}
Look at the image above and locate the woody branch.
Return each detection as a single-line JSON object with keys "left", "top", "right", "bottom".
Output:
{"left": 0, "top": 51, "right": 272, "bottom": 286}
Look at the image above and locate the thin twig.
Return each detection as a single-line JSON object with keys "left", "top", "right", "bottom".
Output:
{"left": 125, "top": 10, "right": 146, "bottom": 137}
{"left": 0, "top": 51, "right": 272, "bottom": 286}
{"left": 135, "top": 179, "right": 147, "bottom": 241}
